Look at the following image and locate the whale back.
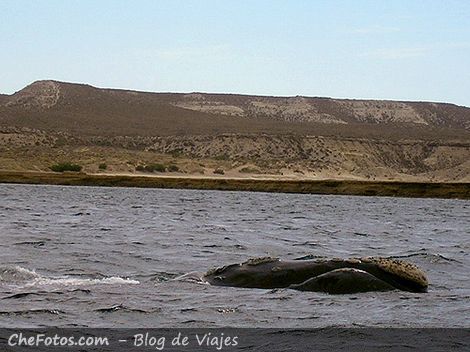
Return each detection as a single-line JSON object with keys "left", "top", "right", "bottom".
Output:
{"left": 358, "top": 257, "right": 428, "bottom": 292}
{"left": 290, "top": 268, "right": 396, "bottom": 294}
{"left": 204, "top": 256, "right": 428, "bottom": 293}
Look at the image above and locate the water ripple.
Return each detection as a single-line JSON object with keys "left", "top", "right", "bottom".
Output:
{"left": 0, "top": 184, "right": 468, "bottom": 328}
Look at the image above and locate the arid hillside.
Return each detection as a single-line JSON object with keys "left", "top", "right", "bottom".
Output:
{"left": 1, "top": 80, "right": 469, "bottom": 138}
{"left": 0, "top": 80, "right": 469, "bottom": 182}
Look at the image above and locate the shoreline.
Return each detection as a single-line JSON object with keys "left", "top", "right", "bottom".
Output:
{"left": 0, "top": 170, "right": 469, "bottom": 199}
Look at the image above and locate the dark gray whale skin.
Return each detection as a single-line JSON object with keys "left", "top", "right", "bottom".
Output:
{"left": 203, "top": 257, "right": 428, "bottom": 294}
{"left": 289, "top": 268, "right": 395, "bottom": 294}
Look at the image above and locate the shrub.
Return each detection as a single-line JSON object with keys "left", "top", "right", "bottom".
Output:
{"left": 53, "top": 137, "right": 67, "bottom": 147}
{"left": 144, "top": 165, "right": 154, "bottom": 172}
{"left": 213, "top": 168, "right": 225, "bottom": 175}
{"left": 136, "top": 164, "right": 166, "bottom": 173}
{"left": 214, "top": 154, "right": 229, "bottom": 161}
{"left": 147, "top": 163, "right": 166, "bottom": 172}
{"left": 167, "top": 164, "right": 179, "bottom": 172}
{"left": 98, "top": 163, "right": 107, "bottom": 170}
{"left": 50, "top": 162, "right": 82, "bottom": 172}
{"left": 239, "top": 167, "right": 260, "bottom": 174}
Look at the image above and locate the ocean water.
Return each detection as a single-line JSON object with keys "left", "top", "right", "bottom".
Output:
{"left": 0, "top": 184, "right": 468, "bottom": 328}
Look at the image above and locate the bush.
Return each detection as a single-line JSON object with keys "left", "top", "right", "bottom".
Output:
{"left": 239, "top": 167, "right": 260, "bottom": 174}
{"left": 167, "top": 164, "right": 179, "bottom": 172}
{"left": 213, "top": 168, "right": 225, "bottom": 175}
{"left": 214, "top": 154, "right": 229, "bottom": 161}
{"left": 98, "top": 163, "right": 107, "bottom": 170}
{"left": 50, "top": 162, "right": 82, "bottom": 172}
{"left": 136, "top": 164, "right": 166, "bottom": 173}
{"left": 147, "top": 164, "right": 166, "bottom": 172}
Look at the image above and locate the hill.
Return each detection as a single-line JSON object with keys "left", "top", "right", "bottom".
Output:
{"left": 1, "top": 80, "right": 469, "bottom": 138}
{"left": 0, "top": 80, "right": 469, "bottom": 182}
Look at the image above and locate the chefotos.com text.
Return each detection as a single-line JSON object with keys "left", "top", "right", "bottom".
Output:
{"left": 8, "top": 333, "right": 109, "bottom": 347}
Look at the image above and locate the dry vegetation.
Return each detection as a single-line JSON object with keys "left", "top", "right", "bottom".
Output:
{"left": 1, "top": 129, "right": 468, "bottom": 182}
{"left": 1, "top": 80, "right": 469, "bottom": 138}
{"left": 0, "top": 80, "right": 469, "bottom": 192}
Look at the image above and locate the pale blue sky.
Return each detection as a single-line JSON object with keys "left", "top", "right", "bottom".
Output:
{"left": 1, "top": 0, "right": 469, "bottom": 106}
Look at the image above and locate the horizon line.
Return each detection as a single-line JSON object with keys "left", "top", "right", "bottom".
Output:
{"left": 2, "top": 79, "right": 468, "bottom": 108}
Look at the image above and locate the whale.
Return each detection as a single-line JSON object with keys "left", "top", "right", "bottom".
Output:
{"left": 203, "top": 257, "right": 428, "bottom": 294}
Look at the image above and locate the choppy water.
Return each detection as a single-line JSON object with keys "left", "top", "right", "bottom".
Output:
{"left": 0, "top": 184, "right": 468, "bottom": 328}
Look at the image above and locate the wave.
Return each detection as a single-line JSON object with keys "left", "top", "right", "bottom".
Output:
{"left": 136, "top": 271, "right": 180, "bottom": 283}
{"left": 94, "top": 304, "right": 159, "bottom": 314}
{"left": 0, "top": 265, "right": 40, "bottom": 282}
{"left": 0, "top": 266, "right": 140, "bottom": 287}
{"left": 2, "top": 288, "right": 91, "bottom": 300}
{"left": 388, "top": 251, "right": 463, "bottom": 264}
{"left": 0, "top": 308, "right": 64, "bottom": 316}
{"left": 28, "top": 276, "right": 140, "bottom": 287}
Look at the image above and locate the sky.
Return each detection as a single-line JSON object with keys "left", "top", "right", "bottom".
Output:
{"left": 1, "top": 0, "right": 469, "bottom": 106}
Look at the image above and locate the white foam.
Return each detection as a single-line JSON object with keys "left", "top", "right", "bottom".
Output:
{"left": 11, "top": 266, "right": 39, "bottom": 277}
{"left": 27, "top": 276, "right": 140, "bottom": 287}
{"left": 0, "top": 265, "right": 40, "bottom": 282}
{"left": 1, "top": 265, "right": 139, "bottom": 287}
